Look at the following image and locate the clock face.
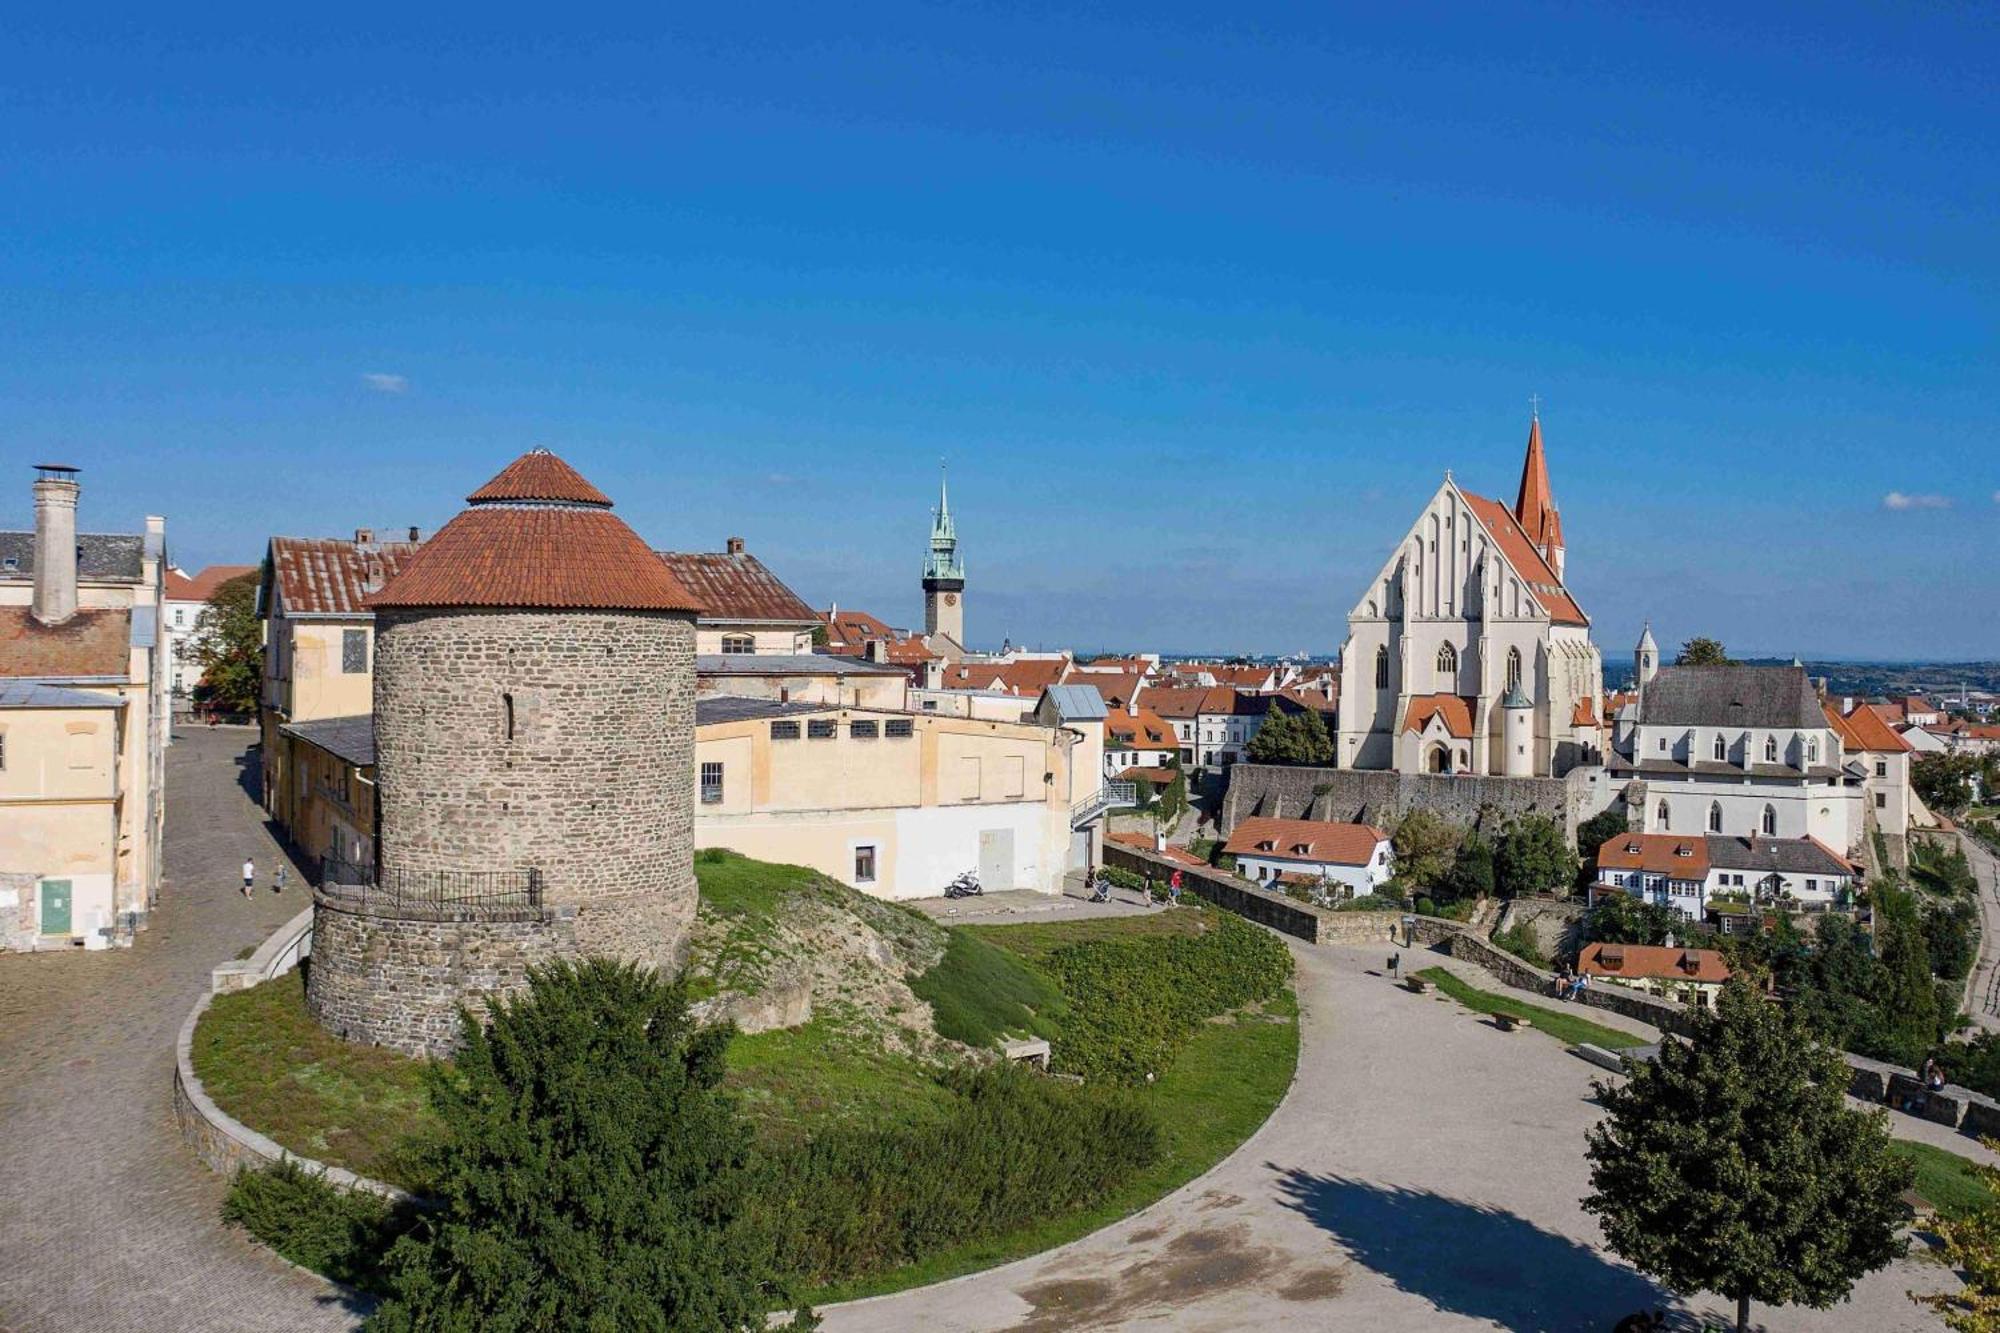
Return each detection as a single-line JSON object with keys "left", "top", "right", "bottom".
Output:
{"left": 944, "top": 593, "right": 958, "bottom": 606}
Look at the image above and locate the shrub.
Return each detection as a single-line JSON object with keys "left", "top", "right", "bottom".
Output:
{"left": 1036, "top": 912, "right": 1292, "bottom": 1082}
{"left": 222, "top": 1157, "right": 413, "bottom": 1292}
{"left": 1336, "top": 893, "right": 1402, "bottom": 912}
{"left": 1414, "top": 896, "right": 1436, "bottom": 918}
{"left": 763, "top": 1065, "right": 1159, "bottom": 1284}
{"left": 911, "top": 930, "right": 1066, "bottom": 1047}
{"left": 1491, "top": 920, "right": 1548, "bottom": 968}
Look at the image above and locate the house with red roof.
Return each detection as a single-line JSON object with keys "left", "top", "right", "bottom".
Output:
{"left": 1336, "top": 414, "right": 1604, "bottom": 779}
{"left": 1223, "top": 816, "right": 1393, "bottom": 898}
{"left": 162, "top": 562, "right": 258, "bottom": 699}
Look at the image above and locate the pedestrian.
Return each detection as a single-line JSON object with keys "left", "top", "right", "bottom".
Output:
{"left": 274, "top": 864, "right": 288, "bottom": 895}
{"left": 1168, "top": 868, "right": 1183, "bottom": 908}
{"left": 1387, "top": 952, "right": 1400, "bottom": 979}
{"left": 241, "top": 856, "right": 256, "bottom": 899}
{"left": 1143, "top": 867, "right": 1155, "bottom": 906}
{"left": 1087, "top": 866, "right": 1109, "bottom": 904}
{"left": 1551, "top": 967, "right": 1570, "bottom": 1000}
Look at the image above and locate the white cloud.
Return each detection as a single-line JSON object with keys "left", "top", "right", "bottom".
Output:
{"left": 360, "top": 372, "right": 409, "bottom": 394}
{"left": 763, "top": 472, "right": 800, "bottom": 486}
{"left": 1882, "top": 491, "right": 1951, "bottom": 511}
{"left": 1992, "top": 490, "right": 2000, "bottom": 505}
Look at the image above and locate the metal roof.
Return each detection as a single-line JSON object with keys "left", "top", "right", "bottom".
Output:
{"left": 281, "top": 714, "right": 376, "bottom": 767}
{"left": 0, "top": 678, "right": 123, "bottom": 709}
{"left": 694, "top": 696, "right": 832, "bottom": 726}
{"left": 1042, "top": 684, "right": 1108, "bottom": 721}
{"left": 655, "top": 549, "right": 818, "bottom": 625}
{"left": 1636, "top": 665, "right": 1825, "bottom": 730}
{"left": 695, "top": 653, "right": 905, "bottom": 677}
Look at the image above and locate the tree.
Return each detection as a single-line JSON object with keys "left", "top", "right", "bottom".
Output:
{"left": 1493, "top": 815, "right": 1578, "bottom": 899}
{"left": 1674, "top": 636, "right": 1732, "bottom": 666}
{"left": 366, "top": 959, "right": 811, "bottom": 1332}
{"left": 1583, "top": 892, "right": 1681, "bottom": 947}
{"left": 1390, "top": 809, "right": 1461, "bottom": 891}
{"left": 1584, "top": 982, "right": 1912, "bottom": 1333}
{"left": 1915, "top": 752, "right": 1981, "bottom": 815}
{"left": 1575, "top": 808, "right": 1629, "bottom": 861}
{"left": 189, "top": 571, "right": 263, "bottom": 715}
{"left": 1913, "top": 1163, "right": 2000, "bottom": 1331}
{"left": 1436, "top": 833, "right": 1495, "bottom": 903}
{"left": 1871, "top": 881, "right": 1946, "bottom": 1062}
{"left": 1244, "top": 707, "right": 1334, "bottom": 766}
{"left": 1152, "top": 759, "right": 1189, "bottom": 837}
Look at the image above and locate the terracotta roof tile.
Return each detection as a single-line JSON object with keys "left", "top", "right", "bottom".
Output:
{"left": 1827, "top": 702, "right": 1911, "bottom": 754}
{"left": 267, "top": 538, "right": 423, "bottom": 616}
{"left": 0, "top": 606, "right": 131, "bottom": 678}
{"left": 1105, "top": 706, "right": 1179, "bottom": 752}
{"left": 165, "top": 564, "right": 258, "bottom": 603}
{"left": 1224, "top": 816, "right": 1388, "bottom": 867}
{"left": 656, "top": 548, "right": 815, "bottom": 624}
{"left": 1578, "top": 941, "right": 1730, "bottom": 985}
{"left": 1595, "top": 832, "right": 1709, "bottom": 878}
{"left": 1460, "top": 491, "right": 1587, "bottom": 625}
{"left": 465, "top": 449, "right": 612, "bottom": 505}
{"left": 1403, "top": 693, "right": 1476, "bottom": 739}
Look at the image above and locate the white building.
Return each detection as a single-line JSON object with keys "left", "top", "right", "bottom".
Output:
{"left": 1339, "top": 416, "right": 1603, "bottom": 777}
{"left": 1593, "top": 830, "right": 1858, "bottom": 920}
{"left": 1223, "top": 816, "right": 1393, "bottom": 897}
{"left": 162, "top": 563, "right": 257, "bottom": 701}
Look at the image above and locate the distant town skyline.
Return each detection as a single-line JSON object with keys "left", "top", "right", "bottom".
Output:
{"left": 4, "top": 6, "right": 1996, "bottom": 657}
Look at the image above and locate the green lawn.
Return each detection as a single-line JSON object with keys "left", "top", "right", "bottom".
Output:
{"left": 1891, "top": 1140, "right": 1995, "bottom": 1219}
{"left": 909, "top": 928, "right": 1066, "bottom": 1047}
{"left": 192, "top": 969, "right": 437, "bottom": 1188}
{"left": 1415, "top": 966, "right": 1652, "bottom": 1051}
{"left": 962, "top": 906, "right": 1205, "bottom": 963}
{"left": 723, "top": 1010, "right": 957, "bottom": 1145}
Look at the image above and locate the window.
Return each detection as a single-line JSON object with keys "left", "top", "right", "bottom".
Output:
{"left": 1875, "top": 792, "right": 1887, "bottom": 809}
{"left": 173, "top": 608, "right": 186, "bottom": 627}
{"left": 502, "top": 693, "right": 515, "bottom": 741}
{"left": 922, "top": 699, "right": 938, "bottom": 711}
{"left": 720, "top": 634, "right": 754, "bottom": 654}
{"left": 1505, "top": 647, "right": 1522, "bottom": 691}
{"left": 1806, "top": 878, "right": 1818, "bottom": 893}
{"left": 1657, "top": 738, "right": 1667, "bottom": 753}
{"left": 1875, "top": 761, "right": 1887, "bottom": 778}
{"left": 1003, "top": 755, "right": 1026, "bottom": 798}
{"left": 1761, "top": 804, "right": 1777, "bottom": 836}
{"left": 341, "top": 628, "right": 369, "bottom": 674}
{"left": 1713, "top": 735, "right": 1726, "bottom": 762}
{"left": 1374, "top": 646, "right": 1389, "bottom": 689}
{"left": 1436, "top": 643, "right": 1457, "bottom": 676}
{"left": 1708, "top": 802, "right": 1722, "bottom": 833}
{"left": 1808, "top": 737, "right": 1819, "bottom": 764}
{"left": 1656, "top": 800, "right": 1670, "bottom": 830}
{"left": 853, "top": 845, "right": 877, "bottom": 884}
{"left": 885, "top": 718, "right": 914, "bottom": 738}
{"left": 807, "top": 719, "right": 836, "bottom": 739}
{"left": 1763, "top": 736, "right": 1778, "bottom": 763}
{"left": 699, "top": 762, "right": 724, "bottom": 804}
{"left": 849, "top": 720, "right": 879, "bottom": 739}
{"left": 771, "top": 721, "right": 801, "bottom": 740}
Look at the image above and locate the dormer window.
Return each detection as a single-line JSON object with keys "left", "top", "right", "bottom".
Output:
{"left": 1292, "top": 843, "right": 1311, "bottom": 855}
{"left": 1763, "top": 736, "right": 1778, "bottom": 763}
{"left": 1257, "top": 840, "right": 1276, "bottom": 852}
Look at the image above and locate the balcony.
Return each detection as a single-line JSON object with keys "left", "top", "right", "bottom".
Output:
{"left": 1071, "top": 781, "right": 1138, "bottom": 828}
{"left": 319, "top": 855, "right": 543, "bottom": 913}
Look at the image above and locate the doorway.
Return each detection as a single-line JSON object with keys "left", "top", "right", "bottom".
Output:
{"left": 39, "top": 879, "right": 73, "bottom": 936}
{"left": 979, "top": 829, "right": 1014, "bottom": 891}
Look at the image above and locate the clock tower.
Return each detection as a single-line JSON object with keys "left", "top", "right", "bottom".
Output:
{"left": 921, "top": 469, "right": 965, "bottom": 648}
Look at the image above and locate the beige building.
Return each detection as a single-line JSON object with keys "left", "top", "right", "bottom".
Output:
{"left": 1, "top": 465, "right": 168, "bottom": 951}
{"left": 658, "top": 537, "right": 821, "bottom": 655}
{"left": 256, "top": 531, "right": 421, "bottom": 834}
{"left": 692, "top": 684, "right": 1114, "bottom": 899}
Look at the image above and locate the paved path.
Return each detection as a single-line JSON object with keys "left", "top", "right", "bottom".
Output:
{"left": 906, "top": 880, "right": 1164, "bottom": 925}
{"left": 1962, "top": 836, "right": 2000, "bottom": 1033}
{"left": 824, "top": 941, "right": 1960, "bottom": 1332}
{"left": 0, "top": 729, "right": 362, "bottom": 1333}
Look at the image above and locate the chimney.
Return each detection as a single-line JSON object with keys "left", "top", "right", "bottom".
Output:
{"left": 354, "top": 527, "right": 375, "bottom": 545}
{"left": 31, "top": 464, "right": 81, "bottom": 626}
{"left": 407, "top": 526, "right": 421, "bottom": 542}
{"left": 726, "top": 536, "right": 745, "bottom": 555}
{"left": 865, "top": 638, "right": 889, "bottom": 664}
{"left": 922, "top": 657, "right": 943, "bottom": 690}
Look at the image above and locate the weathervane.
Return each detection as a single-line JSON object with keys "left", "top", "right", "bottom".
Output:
{"left": 1529, "top": 392, "right": 1541, "bottom": 420}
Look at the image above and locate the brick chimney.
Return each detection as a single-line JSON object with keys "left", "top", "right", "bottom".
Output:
{"left": 31, "top": 464, "right": 81, "bottom": 626}
{"left": 726, "top": 536, "right": 745, "bottom": 555}
{"left": 408, "top": 525, "right": 422, "bottom": 542}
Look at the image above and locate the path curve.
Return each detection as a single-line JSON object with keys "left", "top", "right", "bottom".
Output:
{"left": 0, "top": 730, "right": 363, "bottom": 1332}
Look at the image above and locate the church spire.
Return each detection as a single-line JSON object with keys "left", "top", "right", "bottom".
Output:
{"left": 1513, "top": 407, "right": 1565, "bottom": 583}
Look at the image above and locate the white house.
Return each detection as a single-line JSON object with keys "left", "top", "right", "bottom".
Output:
{"left": 162, "top": 563, "right": 257, "bottom": 702}
{"left": 1593, "top": 830, "right": 1858, "bottom": 920}
{"left": 1223, "top": 816, "right": 1393, "bottom": 897}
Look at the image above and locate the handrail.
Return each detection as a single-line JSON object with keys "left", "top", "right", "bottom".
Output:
{"left": 320, "top": 856, "right": 543, "bottom": 910}
{"left": 1071, "top": 780, "right": 1139, "bottom": 827}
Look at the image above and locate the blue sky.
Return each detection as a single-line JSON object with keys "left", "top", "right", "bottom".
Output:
{"left": 3, "top": 4, "right": 1994, "bottom": 658}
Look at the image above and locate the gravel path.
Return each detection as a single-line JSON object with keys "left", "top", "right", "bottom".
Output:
{"left": 0, "top": 729, "right": 363, "bottom": 1333}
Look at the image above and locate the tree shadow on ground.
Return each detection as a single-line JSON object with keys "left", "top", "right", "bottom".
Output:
{"left": 1271, "top": 1165, "right": 1700, "bottom": 1332}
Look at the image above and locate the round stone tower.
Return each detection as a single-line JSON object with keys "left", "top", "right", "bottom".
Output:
{"left": 1501, "top": 680, "right": 1535, "bottom": 778}
{"left": 306, "top": 449, "right": 704, "bottom": 1055}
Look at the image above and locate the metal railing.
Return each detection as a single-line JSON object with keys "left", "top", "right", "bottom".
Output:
{"left": 1071, "top": 780, "right": 1138, "bottom": 828}
{"left": 320, "top": 855, "right": 544, "bottom": 911}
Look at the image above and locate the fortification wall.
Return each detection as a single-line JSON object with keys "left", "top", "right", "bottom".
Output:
{"left": 1221, "top": 763, "right": 1617, "bottom": 838}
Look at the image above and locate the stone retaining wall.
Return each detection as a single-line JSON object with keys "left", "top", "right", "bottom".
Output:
{"left": 1102, "top": 844, "right": 1321, "bottom": 942}
{"left": 305, "top": 888, "right": 577, "bottom": 1058}
{"left": 1221, "top": 763, "right": 1614, "bottom": 839}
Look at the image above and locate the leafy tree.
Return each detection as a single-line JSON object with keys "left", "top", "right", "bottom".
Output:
{"left": 189, "top": 571, "right": 264, "bottom": 715}
{"left": 1872, "top": 881, "right": 1947, "bottom": 1061}
{"left": 1583, "top": 892, "right": 1681, "bottom": 947}
{"left": 1575, "top": 808, "right": 1629, "bottom": 861}
{"left": 1674, "top": 636, "right": 1732, "bottom": 666}
{"left": 1915, "top": 752, "right": 1981, "bottom": 815}
{"left": 1913, "top": 1161, "right": 2000, "bottom": 1332}
{"left": 366, "top": 959, "right": 811, "bottom": 1332}
{"left": 1153, "top": 759, "right": 1189, "bottom": 836}
{"left": 1244, "top": 707, "right": 1334, "bottom": 766}
{"left": 1493, "top": 815, "right": 1578, "bottom": 899}
{"left": 1390, "top": 809, "right": 1461, "bottom": 891}
{"left": 1584, "top": 982, "right": 1913, "bottom": 1333}
{"left": 1435, "top": 833, "right": 1495, "bottom": 903}
{"left": 1925, "top": 896, "right": 1979, "bottom": 983}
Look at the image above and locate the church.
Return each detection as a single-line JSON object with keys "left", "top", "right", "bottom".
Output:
{"left": 1337, "top": 416, "right": 1604, "bottom": 778}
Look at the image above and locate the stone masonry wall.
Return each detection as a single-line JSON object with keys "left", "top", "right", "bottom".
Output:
{"left": 1222, "top": 763, "right": 1615, "bottom": 839}
{"left": 307, "top": 889, "right": 578, "bottom": 1057}
{"left": 373, "top": 607, "right": 698, "bottom": 971}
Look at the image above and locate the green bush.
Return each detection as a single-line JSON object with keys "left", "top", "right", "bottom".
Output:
{"left": 763, "top": 1065, "right": 1159, "bottom": 1284}
{"left": 1335, "top": 893, "right": 1403, "bottom": 912}
{"left": 1491, "top": 920, "right": 1548, "bottom": 968}
{"left": 1096, "top": 864, "right": 1147, "bottom": 892}
{"left": 1036, "top": 911, "right": 1292, "bottom": 1082}
{"left": 221, "top": 1157, "right": 413, "bottom": 1292}
{"left": 1414, "top": 896, "right": 1436, "bottom": 917}
{"left": 911, "top": 930, "right": 1066, "bottom": 1047}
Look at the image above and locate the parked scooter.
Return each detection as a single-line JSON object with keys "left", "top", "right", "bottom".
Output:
{"left": 944, "top": 869, "right": 983, "bottom": 899}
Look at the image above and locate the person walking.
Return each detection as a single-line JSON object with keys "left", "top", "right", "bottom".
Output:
{"left": 241, "top": 856, "right": 256, "bottom": 900}
{"left": 274, "top": 864, "right": 288, "bottom": 895}
{"left": 1168, "top": 868, "right": 1183, "bottom": 908}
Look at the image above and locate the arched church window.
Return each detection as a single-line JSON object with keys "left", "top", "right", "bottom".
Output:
{"left": 1713, "top": 735, "right": 1726, "bottom": 762}
{"left": 1505, "top": 647, "right": 1522, "bottom": 692}
{"left": 1808, "top": 737, "right": 1819, "bottom": 764}
{"left": 1764, "top": 736, "right": 1778, "bottom": 763}
{"left": 1374, "top": 645, "right": 1389, "bottom": 689}
{"left": 1708, "top": 801, "right": 1722, "bottom": 833}
{"left": 1657, "top": 800, "right": 1670, "bottom": 830}
{"left": 1436, "top": 643, "right": 1457, "bottom": 677}
{"left": 1761, "top": 804, "right": 1777, "bottom": 836}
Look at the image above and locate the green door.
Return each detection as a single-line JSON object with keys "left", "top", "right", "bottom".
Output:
{"left": 40, "top": 880, "right": 72, "bottom": 936}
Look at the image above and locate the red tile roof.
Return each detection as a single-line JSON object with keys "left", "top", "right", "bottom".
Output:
{"left": 0, "top": 606, "right": 131, "bottom": 678}
{"left": 1460, "top": 491, "right": 1587, "bottom": 625}
{"left": 1826, "top": 702, "right": 1911, "bottom": 755}
{"left": 1224, "top": 816, "right": 1388, "bottom": 867}
{"left": 165, "top": 564, "right": 258, "bottom": 603}
{"left": 368, "top": 451, "right": 702, "bottom": 612}
{"left": 1403, "top": 693, "right": 1476, "bottom": 739}
{"left": 1136, "top": 685, "right": 1211, "bottom": 720}
{"left": 1106, "top": 830, "right": 1208, "bottom": 869}
{"left": 655, "top": 548, "right": 816, "bottom": 624}
{"left": 1595, "top": 833, "right": 1709, "bottom": 878}
{"left": 942, "top": 658, "right": 1072, "bottom": 696}
{"left": 1579, "top": 941, "right": 1730, "bottom": 986}
{"left": 267, "top": 538, "right": 423, "bottom": 616}
{"left": 1572, "top": 696, "right": 1598, "bottom": 728}
{"left": 1105, "top": 706, "right": 1179, "bottom": 753}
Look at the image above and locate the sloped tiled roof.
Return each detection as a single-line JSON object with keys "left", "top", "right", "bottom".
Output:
{"left": 1106, "top": 830, "right": 1208, "bottom": 869}
{"left": 165, "top": 563, "right": 258, "bottom": 603}
{"left": 942, "top": 658, "right": 1072, "bottom": 696}
{"left": 368, "top": 451, "right": 701, "bottom": 613}
{"left": 1104, "top": 706, "right": 1179, "bottom": 752}
{"left": 1829, "top": 702, "right": 1912, "bottom": 754}
{"left": 1224, "top": 816, "right": 1388, "bottom": 867}
{"left": 1639, "top": 665, "right": 1824, "bottom": 730}
{"left": 1705, "top": 834, "right": 1857, "bottom": 876}
{"left": 268, "top": 538, "right": 423, "bottom": 616}
{"left": 1595, "top": 833, "right": 1709, "bottom": 878}
{"left": 1460, "top": 491, "right": 1587, "bottom": 625}
{"left": 1579, "top": 941, "right": 1729, "bottom": 985}
{"left": 1138, "top": 685, "right": 1211, "bottom": 721}
{"left": 1403, "top": 693, "right": 1476, "bottom": 738}
{"left": 0, "top": 606, "right": 131, "bottom": 678}
{"left": 655, "top": 548, "right": 816, "bottom": 624}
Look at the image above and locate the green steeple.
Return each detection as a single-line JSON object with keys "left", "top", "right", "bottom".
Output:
{"left": 922, "top": 468, "right": 964, "bottom": 584}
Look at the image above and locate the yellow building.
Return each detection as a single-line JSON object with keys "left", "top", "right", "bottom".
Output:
{"left": 257, "top": 531, "right": 420, "bottom": 837}
{"left": 692, "top": 686, "right": 1114, "bottom": 898}
{"left": 275, "top": 714, "right": 376, "bottom": 870}
{"left": 1, "top": 465, "right": 168, "bottom": 951}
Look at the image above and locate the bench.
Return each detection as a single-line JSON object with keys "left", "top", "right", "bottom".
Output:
{"left": 1403, "top": 976, "right": 1430, "bottom": 995}
{"left": 1494, "top": 1013, "right": 1529, "bottom": 1033}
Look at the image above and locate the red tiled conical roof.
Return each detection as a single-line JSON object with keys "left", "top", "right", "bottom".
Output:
{"left": 465, "top": 448, "right": 613, "bottom": 506}
{"left": 1514, "top": 414, "right": 1556, "bottom": 550}
{"left": 368, "top": 451, "right": 702, "bottom": 612}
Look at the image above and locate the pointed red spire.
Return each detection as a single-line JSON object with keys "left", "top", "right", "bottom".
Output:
{"left": 1514, "top": 414, "right": 1552, "bottom": 540}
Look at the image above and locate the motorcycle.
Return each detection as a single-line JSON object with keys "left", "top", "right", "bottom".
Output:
{"left": 943, "top": 870, "right": 983, "bottom": 899}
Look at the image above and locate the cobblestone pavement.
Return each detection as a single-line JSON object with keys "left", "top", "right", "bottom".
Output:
{"left": 1962, "top": 835, "right": 2000, "bottom": 1033}
{"left": 0, "top": 728, "right": 363, "bottom": 1333}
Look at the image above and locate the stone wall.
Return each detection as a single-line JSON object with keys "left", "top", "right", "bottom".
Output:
{"left": 306, "top": 889, "right": 578, "bottom": 1058}
{"left": 1437, "top": 928, "right": 1701, "bottom": 1038}
{"left": 1493, "top": 896, "right": 1586, "bottom": 960}
{"left": 1222, "top": 762, "right": 1615, "bottom": 839}
{"left": 1102, "top": 844, "right": 1321, "bottom": 943}
{"left": 372, "top": 607, "right": 698, "bottom": 971}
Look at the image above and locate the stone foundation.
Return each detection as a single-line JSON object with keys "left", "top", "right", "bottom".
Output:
{"left": 306, "top": 889, "right": 578, "bottom": 1058}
